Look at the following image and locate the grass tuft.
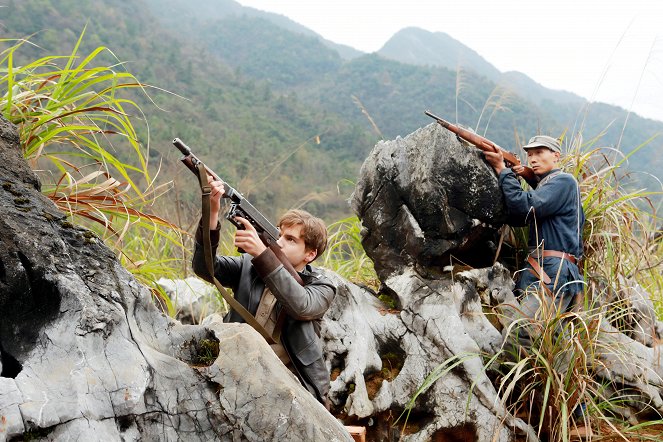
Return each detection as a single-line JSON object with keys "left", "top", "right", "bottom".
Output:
{"left": 319, "top": 215, "right": 379, "bottom": 289}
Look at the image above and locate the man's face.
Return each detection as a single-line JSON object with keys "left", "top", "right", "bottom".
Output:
{"left": 526, "top": 147, "right": 561, "bottom": 175}
{"left": 277, "top": 224, "right": 317, "bottom": 271}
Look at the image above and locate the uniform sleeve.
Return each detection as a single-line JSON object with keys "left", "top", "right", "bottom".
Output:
{"left": 498, "top": 169, "right": 575, "bottom": 223}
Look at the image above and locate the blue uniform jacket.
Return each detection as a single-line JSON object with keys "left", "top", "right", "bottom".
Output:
{"left": 498, "top": 168, "right": 585, "bottom": 297}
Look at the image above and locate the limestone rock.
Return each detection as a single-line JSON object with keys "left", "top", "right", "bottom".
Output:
{"left": 322, "top": 267, "right": 537, "bottom": 442}
{"left": 0, "top": 117, "right": 351, "bottom": 442}
{"left": 351, "top": 122, "right": 507, "bottom": 280}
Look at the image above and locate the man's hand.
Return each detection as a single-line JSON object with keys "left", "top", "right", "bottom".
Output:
{"left": 208, "top": 175, "right": 225, "bottom": 229}
{"left": 511, "top": 164, "right": 526, "bottom": 176}
{"left": 234, "top": 217, "right": 268, "bottom": 257}
{"left": 484, "top": 151, "right": 506, "bottom": 174}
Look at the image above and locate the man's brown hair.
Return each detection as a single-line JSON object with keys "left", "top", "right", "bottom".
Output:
{"left": 278, "top": 209, "right": 328, "bottom": 261}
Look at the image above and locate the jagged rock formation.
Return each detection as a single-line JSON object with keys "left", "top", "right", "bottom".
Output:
{"left": 2, "top": 117, "right": 661, "bottom": 442}
{"left": 0, "top": 117, "right": 350, "bottom": 442}
{"left": 322, "top": 261, "right": 663, "bottom": 440}
{"left": 352, "top": 123, "right": 507, "bottom": 281}
{"left": 329, "top": 122, "right": 663, "bottom": 440}
{"left": 321, "top": 266, "right": 538, "bottom": 441}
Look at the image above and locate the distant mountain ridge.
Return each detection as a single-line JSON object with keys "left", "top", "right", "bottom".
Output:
{"left": 144, "top": 0, "right": 363, "bottom": 59}
{"left": 378, "top": 27, "right": 502, "bottom": 82}
{"left": 378, "top": 27, "right": 588, "bottom": 108}
{"left": 2, "top": 0, "right": 660, "bottom": 219}
{"left": 147, "top": 1, "right": 661, "bottom": 130}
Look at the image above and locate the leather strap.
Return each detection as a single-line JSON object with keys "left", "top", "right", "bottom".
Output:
{"left": 527, "top": 255, "right": 552, "bottom": 285}
{"left": 541, "top": 250, "right": 577, "bottom": 265}
{"left": 526, "top": 249, "right": 578, "bottom": 295}
{"left": 196, "top": 163, "right": 276, "bottom": 345}
{"left": 272, "top": 310, "right": 287, "bottom": 342}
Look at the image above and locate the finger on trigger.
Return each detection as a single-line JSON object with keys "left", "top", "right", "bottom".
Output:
{"left": 234, "top": 216, "right": 250, "bottom": 229}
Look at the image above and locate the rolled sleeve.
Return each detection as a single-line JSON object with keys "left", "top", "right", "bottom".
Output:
{"left": 251, "top": 248, "right": 283, "bottom": 278}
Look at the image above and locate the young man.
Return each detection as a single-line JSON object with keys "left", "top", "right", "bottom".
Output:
{"left": 484, "top": 135, "right": 585, "bottom": 316}
{"left": 192, "top": 177, "right": 336, "bottom": 406}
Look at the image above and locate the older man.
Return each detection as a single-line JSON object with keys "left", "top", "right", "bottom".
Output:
{"left": 484, "top": 135, "right": 585, "bottom": 316}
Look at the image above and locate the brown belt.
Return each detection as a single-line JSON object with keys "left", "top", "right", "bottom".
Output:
{"left": 527, "top": 250, "right": 578, "bottom": 286}
{"left": 540, "top": 250, "right": 577, "bottom": 265}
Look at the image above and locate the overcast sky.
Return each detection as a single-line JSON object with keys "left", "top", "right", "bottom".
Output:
{"left": 235, "top": 0, "right": 663, "bottom": 123}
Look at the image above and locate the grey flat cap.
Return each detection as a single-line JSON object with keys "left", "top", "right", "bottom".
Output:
{"left": 522, "top": 135, "right": 561, "bottom": 153}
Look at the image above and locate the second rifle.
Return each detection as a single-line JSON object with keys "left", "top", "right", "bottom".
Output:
{"left": 424, "top": 110, "right": 536, "bottom": 184}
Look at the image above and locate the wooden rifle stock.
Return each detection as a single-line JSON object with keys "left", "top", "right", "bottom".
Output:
{"left": 424, "top": 110, "right": 536, "bottom": 183}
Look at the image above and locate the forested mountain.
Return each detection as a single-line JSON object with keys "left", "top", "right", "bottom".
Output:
{"left": 2, "top": 0, "right": 661, "bottom": 223}
{"left": 378, "top": 27, "right": 502, "bottom": 81}
{"left": 144, "top": 0, "right": 363, "bottom": 60}
{"left": 1, "top": 0, "right": 374, "bottom": 222}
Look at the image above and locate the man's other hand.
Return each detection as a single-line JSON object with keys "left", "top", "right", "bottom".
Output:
{"left": 484, "top": 151, "right": 506, "bottom": 174}
{"left": 234, "top": 217, "right": 268, "bottom": 257}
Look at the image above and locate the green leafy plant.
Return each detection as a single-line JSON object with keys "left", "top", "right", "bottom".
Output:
{"left": 1, "top": 30, "right": 189, "bottom": 310}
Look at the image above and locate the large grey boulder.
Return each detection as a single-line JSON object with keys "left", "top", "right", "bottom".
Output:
{"left": 352, "top": 123, "right": 507, "bottom": 281}
{"left": 0, "top": 117, "right": 350, "bottom": 442}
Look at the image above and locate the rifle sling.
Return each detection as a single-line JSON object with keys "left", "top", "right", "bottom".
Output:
{"left": 196, "top": 163, "right": 276, "bottom": 345}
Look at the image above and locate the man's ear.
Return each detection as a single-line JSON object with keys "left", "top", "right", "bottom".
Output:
{"left": 304, "top": 248, "right": 317, "bottom": 264}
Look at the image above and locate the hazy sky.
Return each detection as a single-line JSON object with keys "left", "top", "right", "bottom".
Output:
{"left": 235, "top": 0, "right": 663, "bottom": 123}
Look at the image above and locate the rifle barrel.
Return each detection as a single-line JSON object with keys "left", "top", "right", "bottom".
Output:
{"left": 424, "top": 110, "right": 537, "bottom": 184}
{"left": 172, "top": 137, "right": 191, "bottom": 156}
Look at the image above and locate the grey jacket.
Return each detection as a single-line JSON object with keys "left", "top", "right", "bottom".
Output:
{"left": 192, "top": 224, "right": 336, "bottom": 404}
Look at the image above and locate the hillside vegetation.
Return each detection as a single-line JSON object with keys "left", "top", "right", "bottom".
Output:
{"left": 3, "top": 4, "right": 661, "bottom": 439}
{"left": 2, "top": 0, "right": 661, "bottom": 226}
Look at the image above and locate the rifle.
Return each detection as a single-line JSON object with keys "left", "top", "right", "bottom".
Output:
{"left": 173, "top": 137, "right": 304, "bottom": 286}
{"left": 424, "top": 110, "right": 537, "bottom": 184}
